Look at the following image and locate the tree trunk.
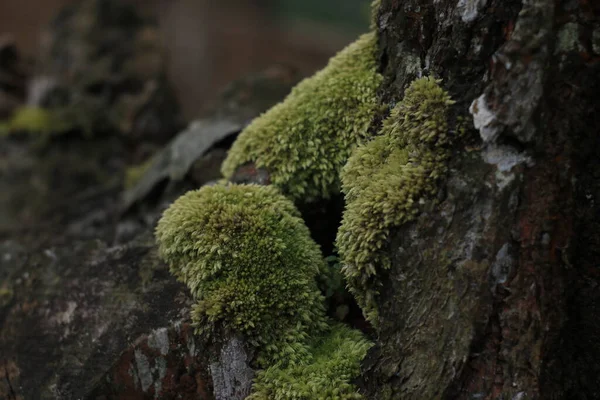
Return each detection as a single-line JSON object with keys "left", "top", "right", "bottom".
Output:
{"left": 363, "top": 0, "right": 600, "bottom": 399}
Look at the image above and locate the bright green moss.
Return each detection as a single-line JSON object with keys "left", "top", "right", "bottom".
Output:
{"left": 336, "top": 77, "right": 455, "bottom": 323}
{"left": 156, "top": 183, "right": 328, "bottom": 365}
{"left": 156, "top": 183, "right": 372, "bottom": 398}
{"left": 221, "top": 32, "right": 382, "bottom": 203}
{"left": 249, "top": 323, "right": 373, "bottom": 400}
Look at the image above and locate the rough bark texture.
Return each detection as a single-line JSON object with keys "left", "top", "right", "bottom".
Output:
{"left": 361, "top": 0, "right": 600, "bottom": 399}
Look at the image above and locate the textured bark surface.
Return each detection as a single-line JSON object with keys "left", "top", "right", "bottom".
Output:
{"left": 361, "top": 0, "right": 600, "bottom": 399}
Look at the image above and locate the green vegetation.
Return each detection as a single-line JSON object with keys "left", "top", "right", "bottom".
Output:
{"left": 249, "top": 323, "right": 372, "bottom": 400}
{"left": 155, "top": 183, "right": 327, "bottom": 365}
{"left": 155, "top": 183, "right": 372, "bottom": 398}
{"left": 272, "top": 0, "right": 371, "bottom": 35}
{"left": 221, "top": 32, "right": 382, "bottom": 203}
{"left": 336, "top": 77, "right": 455, "bottom": 323}
{"left": 0, "top": 106, "right": 74, "bottom": 137}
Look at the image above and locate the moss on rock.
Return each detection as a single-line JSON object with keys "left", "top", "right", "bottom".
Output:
{"left": 221, "top": 32, "right": 382, "bottom": 203}
{"left": 155, "top": 183, "right": 328, "bottom": 365}
{"left": 155, "top": 183, "right": 372, "bottom": 398}
{"left": 336, "top": 77, "right": 456, "bottom": 322}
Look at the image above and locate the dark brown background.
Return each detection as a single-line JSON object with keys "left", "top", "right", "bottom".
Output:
{"left": 0, "top": 0, "right": 368, "bottom": 117}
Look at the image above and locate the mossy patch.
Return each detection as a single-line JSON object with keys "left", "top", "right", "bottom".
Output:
{"left": 155, "top": 183, "right": 372, "bottom": 398}
{"left": 336, "top": 77, "right": 456, "bottom": 323}
{"left": 0, "top": 106, "right": 75, "bottom": 137}
{"left": 221, "top": 32, "right": 382, "bottom": 203}
{"left": 249, "top": 323, "right": 372, "bottom": 400}
{"left": 156, "top": 184, "right": 329, "bottom": 366}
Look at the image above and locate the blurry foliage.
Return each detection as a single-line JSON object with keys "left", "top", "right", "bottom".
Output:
{"left": 272, "top": 0, "right": 371, "bottom": 33}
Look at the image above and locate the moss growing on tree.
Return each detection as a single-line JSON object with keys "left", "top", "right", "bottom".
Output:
{"left": 336, "top": 77, "right": 456, "bottom": 323}
{"left": 155, "top": 183, "right": 328, "bottom": 365}
{"left": 156, "top": 183, "right": 372, "bottom": 398}
{"left": 249, "top": 323, "right": 372, "bottom": 400}
{"left": 221, "top": 32, "right": 382, "bottom": 203}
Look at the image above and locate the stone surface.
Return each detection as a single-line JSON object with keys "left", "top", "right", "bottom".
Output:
{"left": 209, "top": 337, "right": 255, "bottom": 400}
{"left": 0, "top": 234, "right": 197, "bottom": 399}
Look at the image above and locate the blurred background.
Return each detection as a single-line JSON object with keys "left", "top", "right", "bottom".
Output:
{"left": 0, "top": 0, "right": 371, "bottom": 118}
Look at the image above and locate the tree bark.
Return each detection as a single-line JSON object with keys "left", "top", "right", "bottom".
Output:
{"left": 362, "top": 1, "right": 600, "bottom": 399}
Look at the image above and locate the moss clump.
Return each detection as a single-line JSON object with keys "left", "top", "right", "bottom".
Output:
{"left": 156, "top": 183, "right": 372, "bottom": 398}
{"left": 336, "top": 77, "right": 455, "bottom": 322}
{"left": 249, "top": 323, "right": 372, "bottom": 400}
{"left": 156, "top": 183, "right": 328, "bottom": 365}
{"left": 221, "top": 32, "right": 382, "bottom": 203}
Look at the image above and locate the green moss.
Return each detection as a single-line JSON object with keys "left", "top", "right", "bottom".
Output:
{"left": 336, "top": 77, "right": 455, "bottom": 323}
{"left": 248, "top": 323, "right": 372, "bottom": 400}
{"left": 221, "top": 32, "right": 382, "bottom": 203}
{"left": 0, "top": 106, "right": 74, "bottom": 137}
{"left": 156, "top": 183, "right": 372, "bottom": 398}
{"left": 370, "top": 0, "right": 381, "bottom": 30}
{"left": 317, "top": 255, "right": 346, "bottom": 301}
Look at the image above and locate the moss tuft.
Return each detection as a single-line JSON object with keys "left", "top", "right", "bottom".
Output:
{"left": 248, "top": 323, "right": 373, "bottom": 400}
{"left": 156, "top": 183, "right": 328, "bottom": 365}
{"left": 336, "top": 77, "right": 455, "bottom": 322}
{"left": 221, "top": 32, "right": 382, "bottom": 203}
{"left": 156, "top": 183, "right": 372, "bottom": 398}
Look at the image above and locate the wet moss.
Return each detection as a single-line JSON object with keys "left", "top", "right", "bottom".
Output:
{"left": 155, "top": 184, "right": 328, "bottom": 365}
